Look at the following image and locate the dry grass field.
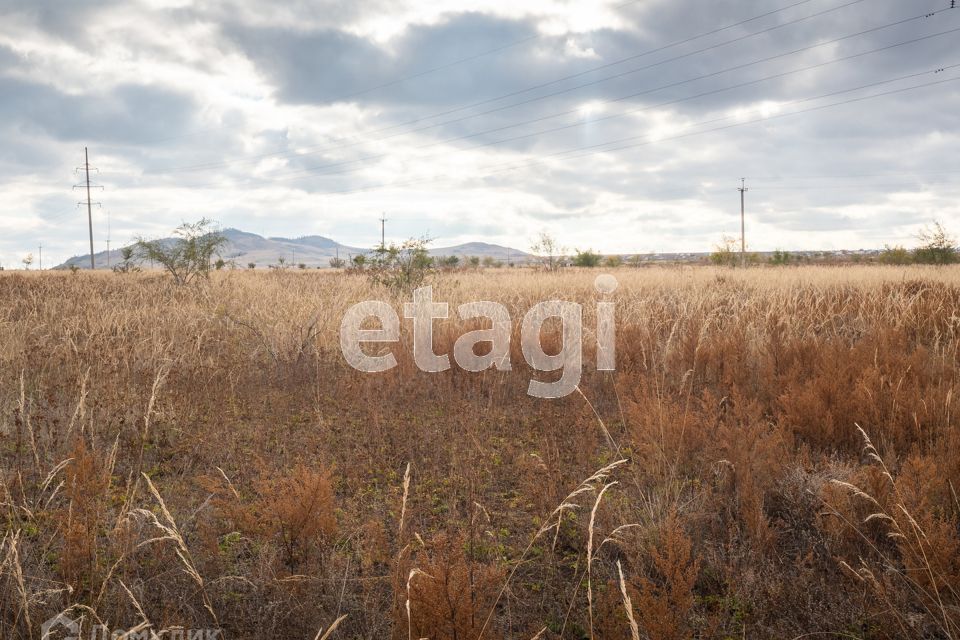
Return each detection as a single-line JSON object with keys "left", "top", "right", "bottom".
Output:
{"left": 2, "top": 266, "right": 959, "bottom": 639}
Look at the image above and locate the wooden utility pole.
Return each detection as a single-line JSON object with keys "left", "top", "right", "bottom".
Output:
{"left": 738, "top": 178, "right": 748, "bottom": 268}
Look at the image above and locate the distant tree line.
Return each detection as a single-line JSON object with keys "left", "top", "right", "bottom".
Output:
{"left": 708, "top": 222, "right": 958, "bottom": 267}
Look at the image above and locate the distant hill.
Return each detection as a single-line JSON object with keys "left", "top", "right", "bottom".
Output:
{"left": 429, "top": 242, "right": 525, "bottom": 262}
{"left": 430, "top": 242, "right": 533, "bottom": 263}
{"left": 55, "top": 228, "right": 531, "bottom": 269}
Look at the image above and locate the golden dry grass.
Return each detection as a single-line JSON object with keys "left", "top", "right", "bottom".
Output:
{"left": 1, "top": 265, "right": 959, "bottom": 639}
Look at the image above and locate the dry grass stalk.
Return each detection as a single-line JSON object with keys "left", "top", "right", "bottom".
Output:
{"left": 586, "top": 480, "right": 617, "bottom": 640}
{"left": 828, "top": 424, "right": 959, "bottom": 638}
{"left": 313, "top": 614, "right": 347, "bottom": 640}
{"left": 17, "top": 372, "right": 40, "bottom": 476}
{"left": 405, "top": 568, "right": 431, "bottom": 640}
{"left": 575, "top": 386, "right": 620, "bottom": 454}
{"left": 477, "top": 458, "right": 627, "bottom": 640}
{"left": 400, "top": 462, "right": 412, "bottom": 536}
{"left": 2, "top": 531, "right": 32, "bottom": 637}
{"left": 617, "top": 560, "right": 641, "bottom": 640}
{"left": 138, "top": 473, "right": 220, "bottom": 630}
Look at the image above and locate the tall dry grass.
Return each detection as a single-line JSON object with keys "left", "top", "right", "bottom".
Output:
{"left": 0, "top": 265, "right": 959, "bottom": 638}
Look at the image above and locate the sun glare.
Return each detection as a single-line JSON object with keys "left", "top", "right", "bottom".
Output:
{"left": 578, "top": 101, "right": 605, "bottom": 118}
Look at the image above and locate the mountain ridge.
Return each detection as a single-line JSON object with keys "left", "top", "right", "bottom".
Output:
{"left": 56, "top": 228, "right": 532, "bottom": 269}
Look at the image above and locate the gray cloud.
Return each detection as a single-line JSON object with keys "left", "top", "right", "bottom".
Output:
{"left": 0, "top": 0, "right": 121, "bottom": 47}
{"left": 0, "top": 43, "right": 20, "bottom": 72}
{"left": 0, "top": 77, "right": 198, "bottom": 146}
{"left": 221, "top": 11, "right": 584, "bottom": 109}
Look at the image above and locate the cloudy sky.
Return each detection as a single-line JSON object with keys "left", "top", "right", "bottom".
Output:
{"left": 1, "top": 0, "right": 959, "bottom": 267}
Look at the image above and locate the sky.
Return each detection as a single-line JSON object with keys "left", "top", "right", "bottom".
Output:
{"left": 1, "top": 0, "right": 959, "bottom": 268}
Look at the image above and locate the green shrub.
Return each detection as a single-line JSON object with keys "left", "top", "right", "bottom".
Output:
{"left": 769, "top": 249, "right": 792, "bottom": 266}
{"left": 572, "top": 249, "right": 602, "bottom": 267}
{"left": 710, "top": 236, "right": 739, "bottom": 267}
{"left": 879, "top": 245, "right": 911, "bottom": 265}
{"left": 135, "top": 218, "right": 225, "bottom": 285}
{"left": 912, "top": 222, "right": 957, "bottom": 265}
{"left": 368, "top": 237, "right": 434, "bottom": 292}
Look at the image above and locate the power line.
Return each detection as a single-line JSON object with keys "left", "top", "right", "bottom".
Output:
{"left": 253, "top": 22, "right": 960, "bottom": 185}
{"left": 179, "top": 69, "right": 960, "bottom": 201}
{"left": 550, "top": 75, "right": 960, "bottom": 168}
{"left": 747, "top": 169, "right": 960, "bottom": 180}
{"left": 412, "top": 0, "right": 869, "bottom": 124}
{"left": 156, "top": 0, "right": 834, "bottom": 175}
{"left": 308, "top": 68, "right": 960, "bottom": 198}
{"left": 154, "top": 63, "right": 960, "bottom": 199}
{"left": 345, "top": 0, "right": 875, "bottom": 146}
{"left": 746, "top": 180, "right": 960, "bottom": 190}
{"left": 594, "top": 177, "right": 960, "bottom": 197}
{"left": 454, "top": 67, "right": 960, "bottom": 180}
